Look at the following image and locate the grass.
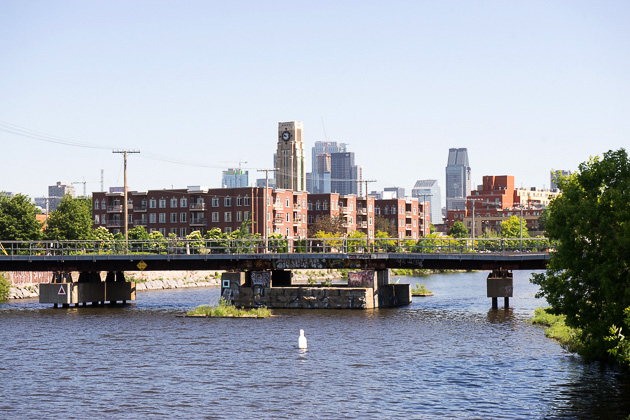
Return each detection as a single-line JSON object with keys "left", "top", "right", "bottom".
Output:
{"left": 411, "top": 283, "right": 433, "bottom": 295}
{"left": 187, "top": 299, "right": 271, "bottom": 318}
{"left": 531, "top": 307, "right": 580, "bottom": 351}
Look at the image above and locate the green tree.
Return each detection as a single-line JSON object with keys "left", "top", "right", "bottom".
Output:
{"left": 0, "top": 193, "right": 42, "bottom": 241}
{"left": 128, "top": 225, "right": 151, "bottom": 240}
{"left": 531, "top": 149, "right": 630, "bottom": 361}
{"left": 500, "top": 215, "right": 529, "bottom": 238}
{"left": 448, "top": 221, "right": 468, "bottom": 238}
{"left": 44, "top": 195, "right": 94, "bottom": 240}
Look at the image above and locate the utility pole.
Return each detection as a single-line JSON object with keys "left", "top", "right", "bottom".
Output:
{"left": 257, "top": 168, "right": 277, "bottom": 251}
{"left": 362, "top": 180, "right": 376, "bottom": 247}
{"left": 113, "top": 149, "right": 140, "bottom": 244}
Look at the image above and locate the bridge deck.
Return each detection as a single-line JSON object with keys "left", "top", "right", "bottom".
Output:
{"left": 0, "top": 251, "right": 549, "bottom": 272}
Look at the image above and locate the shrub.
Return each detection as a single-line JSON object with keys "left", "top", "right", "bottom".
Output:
{"left": 0, "top": 272, "right": 10, "bottom": 301}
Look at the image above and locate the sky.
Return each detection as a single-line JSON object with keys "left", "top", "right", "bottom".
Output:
{"left": 1, "top": 0, "right": 629, "bottom": 204}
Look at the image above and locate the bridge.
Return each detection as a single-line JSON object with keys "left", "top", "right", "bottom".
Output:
{"left": 0, "top": 237, "right": 551, "bottom": 309}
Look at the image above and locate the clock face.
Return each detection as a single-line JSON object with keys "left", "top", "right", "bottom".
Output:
{"left": 281, "top": 131, "right": 291, "bottom": 141}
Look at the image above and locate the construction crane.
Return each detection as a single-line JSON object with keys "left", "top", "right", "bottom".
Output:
{"left": 72, "top": 179, "right": 87, "bottom": 197}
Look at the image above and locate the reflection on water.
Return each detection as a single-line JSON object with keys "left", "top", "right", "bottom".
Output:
{"left": 1, "top": 270, "right": 629, "bottom": 419}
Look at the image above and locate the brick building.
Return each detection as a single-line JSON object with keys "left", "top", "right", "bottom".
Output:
{"left": 446, "top": 175, "right": 556, "bottom": 237}
{"left": 374, "top": 198, "right": 427, "bottom": 239}
{"left": 92, "top": 186, "right": 308, "bottom": 239}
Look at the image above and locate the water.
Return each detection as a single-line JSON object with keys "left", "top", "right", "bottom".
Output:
{"left": 1, "top": 271, "right": 629, "bottom": 419}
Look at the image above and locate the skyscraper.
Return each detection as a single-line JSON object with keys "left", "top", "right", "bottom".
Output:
{"left": 221, "top": 168, "right": 249, "bottom": 188}
{"left": 331, "top": 152, "right": 362, "bottom": 196}
{"left": 275, "top": 121, "right": 306, "bottom": 191}
{"left": 306, "top": 141, "right": 347, "bottom": 194}
{"left": 412, "top": 179, "right": 442, "bottom": 225}
{"left": 445, "top": 148, "right": 471, "bottom": 211}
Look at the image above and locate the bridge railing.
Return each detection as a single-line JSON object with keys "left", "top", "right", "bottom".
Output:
{"left": 0, "top": 237, "right": 553, "bottom": 257}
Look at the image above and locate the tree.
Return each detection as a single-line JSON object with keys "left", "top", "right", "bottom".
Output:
{"left": 448, "top": 221, "right": 468, "bottom": 238}
{"left": 308, "top": 215, "right": 344, "bottom": 236}
{"left": 44, "top": 195, "right": 94, "bottom": 240}
{"left": 0, "top": 193, "right": 42, "bottom": 241}
{"left": 128, "top": 226, "right": 151, "bottom": 241}
{"left": 531, "top": 149, "right": 630, "bottom": 361}
{"left": 374, "top": 215, "right": 396, "bottom": 237}
{"left": 500, "top": 215, "right": 529, "bottom": 238}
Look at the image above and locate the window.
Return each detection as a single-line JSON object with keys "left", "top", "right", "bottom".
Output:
{"left": 369, "top": 204, "right": 373, "bottom": 212}
{"left": 323, "top": 201, "right": 328, "bottom": 210}
{"left": 224, "top": 197, "right": 232, "bottom": 206}
{"left": 350, "top": 202, "right": 354, "bottom": 211}
{"left": 316, "top": 201, "right": 321, "bottom": 210}
{"left": 171, "top": 198, "right": 178, "bottom": 208}
{"left": 170, "top": 228, "right": 177, "bottom": 235}
{"left": 391, "top": 206, "right": 396, "bottom": 215}
{"left": 159, "top": 228, "right": 166, "bottom": 236}
{"left": 101, "top": 199, "right": 106, "bottom": 209}
{"left": 369, "top": 216, "right": 373, "bottom": 225}
{"left": 170, "top": 213, "right": 177, "bottom": 223}
{"left": 285, "top": 228, "right": 290, "bottom": 237}
{"left": 150, "top": 199, "right": 157, "bottom": 208}
{"left": 224, "top": 212, "right": 232, "bottom": 222}
{"left": 286, "top": 198, "right": 290, "bottom": 207}
{"left": 180, "top": 228, "right": 187, "bottom": 237}
{"left": 159, "top": 213, "right": 166, "bottom": 223}
{"left": 307, "top": 202, "right": 312, "bottom": 210}
{"left": 244, "top": 211, "right": 249, "bottom": 222}
{"left": 237, "top": 211, "right": 242, "bottom": 222}
{"left": 141, "top": 199, "right": 147, "bottom": 209}
{"left": 180, "top": 197, "right": 187, "bottom": 207}
{"left": 244, "top": 195, "right": 250, "bottom": 206}
{"left": 95, "top": 201, "right": 100, "bottom": 210}
{"left": 211, "top": 212, "right": 219, "bottom": 222}
{"left": 225, "top": 227, "right": 232, "bottom": 234}
{"left": 212, "top": 197, "right": 219, "bottom": 207}
{"left": 286, "top": 213, "right": 290, "bottom": 222}
{"left": 180, "top": 212, "right": 187, "bottom": 223}
{"left": 236, "top": 196, "right": 242, "bottom": 206}
{"left": 149, "top": 213, "right": 157, "bottom": 223}
{"left": 384, "top": 207, "right": 389, "bottom": 215}
{"left": 94, "top": 214, "right": 100, "bottom": 224}
{"left": 159, "top": 198, "right": 166, "bottom": 208}
{"left": 375, "top": 207, "right": 381, "bottom": 215}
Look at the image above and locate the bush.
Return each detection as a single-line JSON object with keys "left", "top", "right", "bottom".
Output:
{"left": 0, "top": 272, "right": 10, "bottom": 301}
{"left": 531, "top": 308, "right": 581, "bottom": 353}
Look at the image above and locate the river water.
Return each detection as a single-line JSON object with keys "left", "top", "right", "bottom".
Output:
{"left": 1, "top": 270, "right": 629, "bottom": 419}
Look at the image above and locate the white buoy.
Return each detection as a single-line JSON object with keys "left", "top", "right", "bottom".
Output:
{"left": 298, "top": 329, "right": 308, "bottom": 349}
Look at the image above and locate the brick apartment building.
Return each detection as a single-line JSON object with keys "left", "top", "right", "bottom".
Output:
{"left": 94, "top": 188, "right": 429, "bottom": 240}
{"left": 92, "top": 186, "right": 308, "bottom": 239}
{"left": 446, "top": 175, "right": 558, "bottom": 237}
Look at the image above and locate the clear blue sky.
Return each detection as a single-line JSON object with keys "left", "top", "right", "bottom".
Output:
{"left": 2, "top": 0, "right": 629, "bottom": 202}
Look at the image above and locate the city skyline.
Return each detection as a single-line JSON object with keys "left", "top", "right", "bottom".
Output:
{"left": 2, "top": 1, "right": 629, "bottom": 200}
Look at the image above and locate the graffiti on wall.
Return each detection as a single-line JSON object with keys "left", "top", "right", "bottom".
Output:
{"left": 251, "top": 271, "right": 271, "bottom": 288}
{"left": 348, "top": 271, "right": 375, "bottom": 288}
{"left": 5, "top": 272, "right": 53, "bottom": 285}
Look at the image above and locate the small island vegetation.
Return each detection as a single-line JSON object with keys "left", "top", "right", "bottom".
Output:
{"left": 187, "top": 298, "right": 271, "bottom": 318}
{"left": 0, "top": 272, "right": 10, "bottom": 301}
{"left": 411, "top": 283, "right": 433, "bottom": 296}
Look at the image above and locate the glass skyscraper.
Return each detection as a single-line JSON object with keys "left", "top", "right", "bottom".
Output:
{"left": 445, "top": 148, "right": 471, "bottom": 211}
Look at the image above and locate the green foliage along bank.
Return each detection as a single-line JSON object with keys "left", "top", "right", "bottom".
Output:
{"left": 0, "top": 272, "right": 10, "bottom": 301}
{"left": 531, "top": 148, "right": 630, "bottom": 366}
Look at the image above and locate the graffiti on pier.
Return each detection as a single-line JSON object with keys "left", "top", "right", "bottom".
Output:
{"left": 348, "top": 271, "right": 375, "bottom": 288}
{"left": 273, "top": 258, "right": 327, "bottom": 270}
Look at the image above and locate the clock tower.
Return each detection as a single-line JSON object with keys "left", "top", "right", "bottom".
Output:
{"left": 276, "top": 121, "right": 306, "bottom": 191}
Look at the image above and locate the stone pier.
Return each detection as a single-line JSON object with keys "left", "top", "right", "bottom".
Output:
{"left": 221, "top": 269, "right": 411, "bottom": 309}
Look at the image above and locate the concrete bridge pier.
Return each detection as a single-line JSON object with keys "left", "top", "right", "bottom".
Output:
{"left": 39, "top": 271, "right": 135, "bottom": 308}
{"left": 487, "top": 269, "right": 513, "bottom": 309}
